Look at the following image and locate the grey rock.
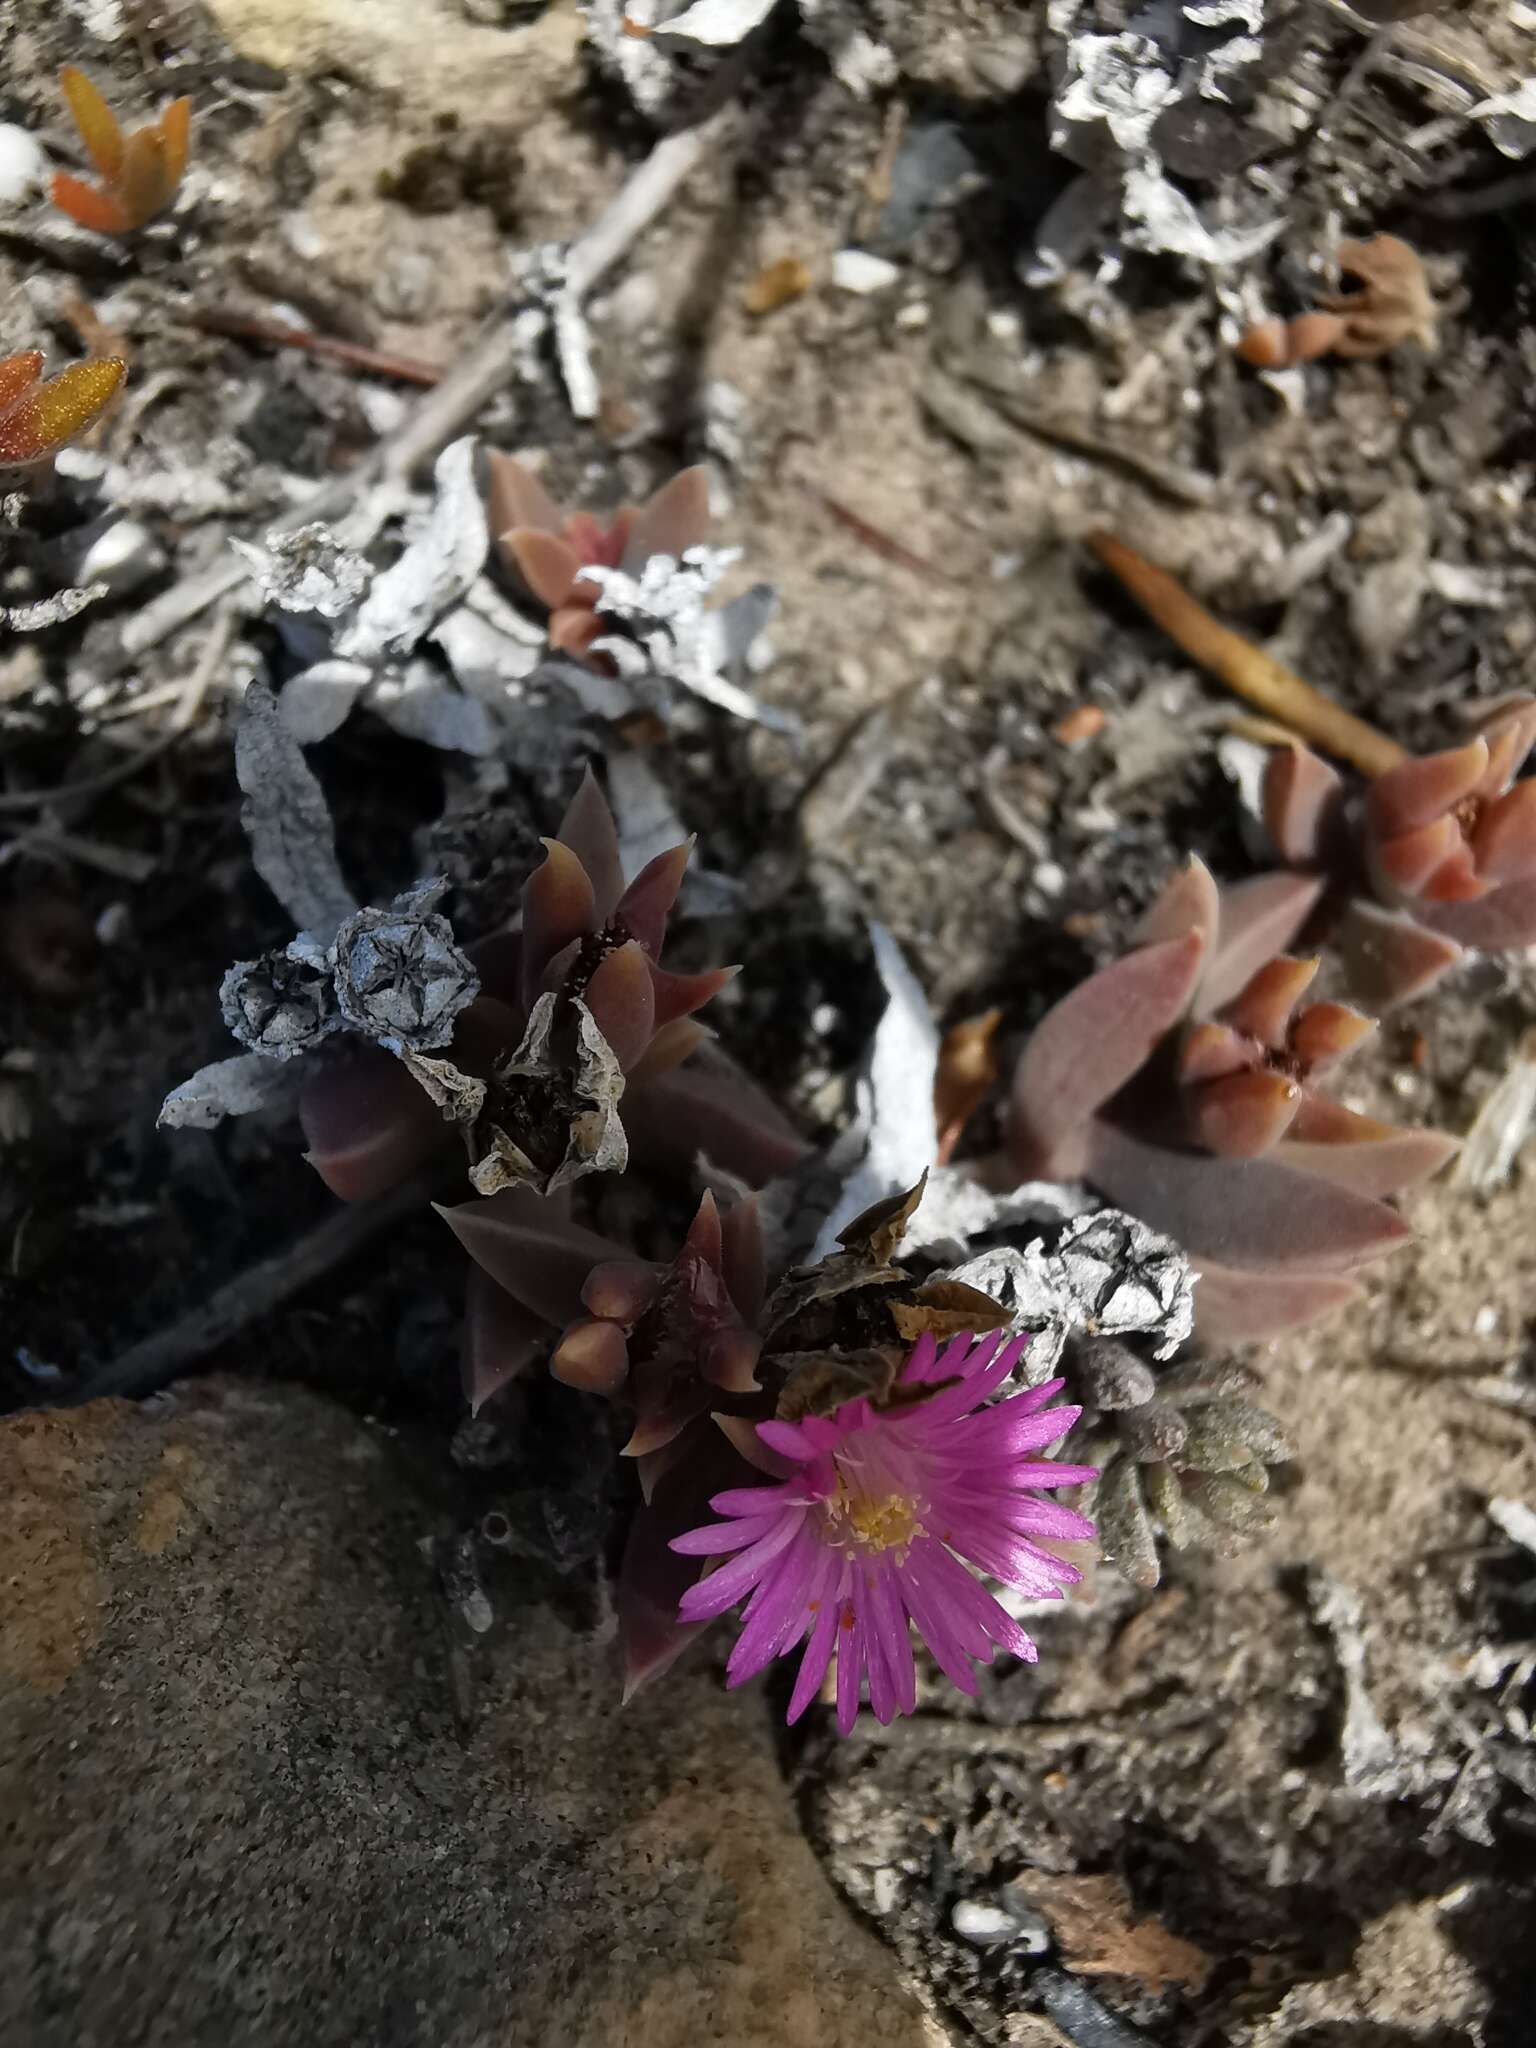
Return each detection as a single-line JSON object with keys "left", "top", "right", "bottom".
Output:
{"left": 0, "top": 1382, "right": 928, "bottom": 2048}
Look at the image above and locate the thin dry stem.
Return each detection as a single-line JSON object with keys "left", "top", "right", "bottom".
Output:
{"left": 1087, "top": 533, "right": 1407, "bottom": 779}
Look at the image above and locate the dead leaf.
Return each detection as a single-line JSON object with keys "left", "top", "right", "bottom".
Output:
{"left": 1007, "top": 1872, "right": 1213, "bottom": 1995}
{"left": 935, "top": 1006, "right": 1002, "bottom": 1163}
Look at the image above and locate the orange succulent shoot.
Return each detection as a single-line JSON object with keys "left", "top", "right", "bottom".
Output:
{"left": 52, "top": 66, "right": 191, "bottom": 235}
{"left": 0, "top": 349, "right": 125, "bottom": 468}
{"left": 487, "top": 454, "right": 711, "bottom": 661}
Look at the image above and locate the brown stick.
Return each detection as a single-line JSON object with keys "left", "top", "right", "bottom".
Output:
{"left": 1086, "top": 532, "right": 1407, "bottom": 778}
{"left": 187, "top": 308, "right": 445, "bottom": 387}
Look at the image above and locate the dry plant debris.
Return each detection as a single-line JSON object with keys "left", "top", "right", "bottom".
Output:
{"left": 1237, "top": 234, "right": 1439, "bottom": 367}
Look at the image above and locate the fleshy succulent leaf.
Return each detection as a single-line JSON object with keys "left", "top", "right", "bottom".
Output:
{"left": 440, "top": 1186, "right": 627, "bottom": 1326}
{"left": 1223, "top": 955, "right": 1319, "bottom": 1049}
{"left": 1367, "top": 739, "right": 1489, "bottom": 836}
{"left": 1188, "top": 1070, "right": 1300, "bottom": 1158}
{"left": 1333, "top": 900, "right": 1463, "bottom": 1008}
{"left": 1010, "top": 932, "right": 1205, "bottom": 1177}
{"left": 583, "top": 939, "right": 657, "bottom": 1073}
{"left": 615, "top": 841, "right": 692, "bottom": 958}
{"left": 555, "top": 767, "right": 626, "bottom": 922}
{"left": 521, "top": 839, "right": 597, "bottom": 1005}
{"left": 621, "top": 465, "right": 711, "bottom": 572}
{"left": 1196, "top": 873, "right": 1324, "bottom": 1016}
{"left": 1190, "top": 1262, "right": 1361, "bottom": 1343}
{"left": 1086, "top": 1118, "right": 1412, "bottom": 1271}
{"left": 462, "top": 1265, "right": 545, "bottom": 1413}
{"left": 1133, "top": 855, "right": 1219, "bottom": 950}
{"left": 1263, "top": 744, "right": 1346, "bottom": 867}
{"left": 1272, "top": 1129, "right": 1458, "bottom": 1197}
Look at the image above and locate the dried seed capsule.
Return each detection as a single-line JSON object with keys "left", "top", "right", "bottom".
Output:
{"left": 1095, "top": 1456, "right": 1161, "bottom": 1589}
{"left": 1117, "top": 1400, "right": 1189, "bottom": 1464}
{"left": 1072, "top": 1336, "right": 1157, "bottom": 1412}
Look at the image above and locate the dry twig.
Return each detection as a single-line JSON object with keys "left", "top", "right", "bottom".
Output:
{"left": 1086, "top": 533, "right": 1407, "bottom": 778}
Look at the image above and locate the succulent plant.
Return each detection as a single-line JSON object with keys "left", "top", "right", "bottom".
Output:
{"left": 485, "top": 455, "right": 711, "bottom": 662}
{"left": 1265, "top": 697, "right": 1536, "bottom": 1005}
{"left": 1007, "top": 855, "right": 1459, "bottom": 1344}
{"left": 1068, "top": 1340, "right": 1290, "bottom": 1589}
{"left": 51, "top": 65, "right": 191, "bottom": 236}
{"left": 0, "top": 348, "right": 125, "bottom": 469}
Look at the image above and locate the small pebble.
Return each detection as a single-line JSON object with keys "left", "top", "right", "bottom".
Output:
{"left": 0, "top": 123, "right": 48, "bottom": 204}
{"left": 744, "top": 257, "right": 812, "bottom": 316}
{"left": 831, "top": 249, "right": 899, "bottom": 294}
{"left": 952, "top": 1900, "right": 1017, "bottom": 1944}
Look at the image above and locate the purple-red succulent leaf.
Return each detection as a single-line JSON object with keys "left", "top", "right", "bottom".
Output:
{"left": 1471, "top": 780, "right": 1536, "bottom": 887}
{"left": 1222, "top": 955, "right": 1319, "bottom": 1049}
{"left": 648, "top": 961, "right": 738, "bottom": 1030}
{"left": 520, "top": 838, "right": 597, "bottom": 1006}
{"left": 583, "top": 939, "right": 657, "bottom": 1073}
{"left": 1372, "top": 816, "right": 1471, "bottom": 900}
{"left": 1086, "top": 1118, "right": 1412, "bottom": 1271}
{"left": 462, "top": 1266, "right": 546, "bottom": 1413}
{"left": 554, "top": 767, "right": 627, "bottom": 922}
{"left": 720, "top": 1193, "right": 766, "bottom": 1323}
{"left": 626, "top": 1016, "right": 710, "bottom": 1086}
{"left": 1132, "top": 856, "right": 1219, "bottom": 950}
{"left": 1009, "top": 931, "right": 1205, "bottom": 1177}
{"left": 685, "top": 1189, "right": 724, "bottom": 1267}
{"left": 505, "top": 526, "right": 581, "bottom": 610}
{"left": 615, "top": 840, "right": 693, "bottom": 958}
{"left": 623, "top": 1045, "right": 810, "bottom": 1188}
{"left": 621, "top": 465, "right": 712, "bottom": 572}
{"left": 1419, "top": 875, "right": 1536, "bottom": 950}
{"left": 1179, "top": 1021, "right": 1250, "bottom": 1084}
{"left": 1189, "top": 1070, "right": 1301, "bottom": 1158}
{"left": 1289, "top": 1002, "right": 1375, "bottom": 1071}
{"left": 1333, "top": 901, "right": 1462, "bottom": 1009}
{"left": 582, "top": 1258, "right": 661, "bottom": 1322}
{"left": 1367, "top": 738, "right": 1489, "bottom": 836}
{"left": 301, "top": 1045, "right": 448, "bottom": 1201}
{"left": 1263, "top": 745, "right": 1346, "bottom": 866}
{"left": 1195, "top": 873, "right": 1325, "bottom": 1016}
{"left": 1272, "top": 1129, "right": 1459, "bottom": 1197}
{"left": 1193, "top": 1261, "right": 1362, "bottom": 1343}
{"left": 551, "top": 1317, "right": 631, "bottom": 1394}
{"left": 619, "top": 1428, "right": 753, "bottom": 1701}
{"left": 439, "top": 1185, "right": 628, "bottom": 1327}
{"left": 485, "top": 450, "right": 565, "bottom": 543}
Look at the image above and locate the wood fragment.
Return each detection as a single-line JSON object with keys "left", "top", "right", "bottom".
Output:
{"left": 1086, "top": 533, "right": 1407, "bottom": 778}
{"left": 188, "top": 308, "right": 445, "bottom": 386}
{"left": 84, "top": 1177, "right": 430, "bottom": 1401}
{"left": 808, "top": 485, "right": 964, "bottom": 585}
{"left": 957, "top": 369, "right": 1220, "bottom": 508}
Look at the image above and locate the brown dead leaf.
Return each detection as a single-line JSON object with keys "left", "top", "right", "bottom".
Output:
{"left": 1007, "top": 1872, "right": 1213, "bottom": 1995}
{"left": 888, "top": 1278, "right": 1014, "bottom": 1345}
{"left": 935, "top": 1011, "right": 1002, "bottom": 1164}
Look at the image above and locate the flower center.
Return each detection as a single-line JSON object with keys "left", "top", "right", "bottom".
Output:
{"left": 823, "top": 1476, "right": 925, "bottom": 1562}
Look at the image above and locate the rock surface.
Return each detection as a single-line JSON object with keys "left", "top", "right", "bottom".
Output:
{"left": 0, "top": 1382, "right": 930, "bottom": 2048}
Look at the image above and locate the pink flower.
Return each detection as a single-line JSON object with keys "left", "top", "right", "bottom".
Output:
{"left": 671, "top": 1331, "right": 1098, "bottom": 1733}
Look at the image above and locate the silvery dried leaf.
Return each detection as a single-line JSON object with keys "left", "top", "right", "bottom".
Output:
{"left": 809, "top": 925, "right": 941, "bottom": 1262}
{"left": 903, "top": 1170, "right": 1095, "bottom": 1260}
{"left": 230, "top": 523, "right": 372, "bottom": 619}
{"left": 369, "top": 656, "right": 499, "bottom": 757}
{"left": 279, "top": 660, "right": 374, "bottom": 744}
{"left": 1121, "top": 160, "right": 1282, "bottom": 262}
{"left": 937, "top": 1242, "right": 1078, "bottom": 1382}
{"left": 1455, "top": 1032, "right": 1536, "bottom": 1191}
{"left": 332, "top": 880, "right": 479, "bottom": 1053}
{"left": 469, "top": 994, "right": 628, "bottom": 1197}
{"left": 1054, "top": 33, "right": 1178, "bottom": 158}
{"left": 235, "top": 682, "right": 358, "bottom": 939}
{"left": 1469, "top": 80, "right": 1536, "bottom": 160}
{"left": 431, "top": 594, "right": 546, "bottom": 705}
{"left": 157, "top": 1052, "right": 303, "bottom": 1130}
{"left": 586, "top": 549, "right": 797, "bottom": 734}
{"left": 654, "top": 0, "right": 777, "bottom": 46}
{"left": 3, "top": 582, "right": 108, "bottom": 632}
{"left": 219, "top": 935, "right": 339, "bottom": 1059}
{"left": 338, "top": 437, "right": 488, "bottom": 666}
{"left": 1308, "top": 1570, "right": 1404, "bottom": 1799}
{"left": 400, "top": 1049, "right": 487, "bottom": 1124}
